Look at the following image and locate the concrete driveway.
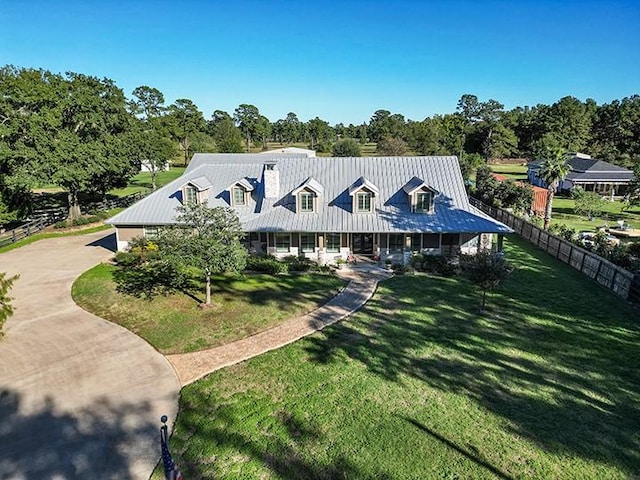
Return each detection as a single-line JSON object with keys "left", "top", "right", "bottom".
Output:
{"left": 0, "top": 230, "right": 180, "bottom": 479}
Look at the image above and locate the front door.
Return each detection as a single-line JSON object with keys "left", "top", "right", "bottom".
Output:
{"left": 352, "top": 233, "right": 373, "bottom": 254}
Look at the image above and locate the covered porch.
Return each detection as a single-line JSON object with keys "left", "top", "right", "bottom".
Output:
{"left": 245, "top": 231, "right": 505, "bottom": 265}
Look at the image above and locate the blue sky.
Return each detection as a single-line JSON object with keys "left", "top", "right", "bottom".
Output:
{"left": 1, "top": 0, "right": 638, "bottom": 124}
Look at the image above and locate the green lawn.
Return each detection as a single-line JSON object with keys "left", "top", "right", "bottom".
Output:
{"left": 72, "top": 266, "right": 346, "bottom": 354}
{"left": 488, "top": 163, "right": 529, "bottom": 181}
{"left": 551, "top": 196, "right": 640, "bottom": 231}
{"left": 162, "top": 236, "right": 640, "bottom": 479}
{"left": 109, "top": 166, "right": 186, "bottom": 197}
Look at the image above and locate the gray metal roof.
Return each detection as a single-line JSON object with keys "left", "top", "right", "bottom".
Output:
{"left": 529, "top": 156, "right": 633, "bottom": 183}
{"left": 232, "top": 178, "right": 255, "bottom": 191}
{"left": 187, "top": 176, "right": 212, "bottom": 191}
{"left": 348, "top": 176, "right": 380, "bottom": 196}
{"left": 108, "top": 155, "right": 511, "bottom": 234}
{"left": 292, "top": 177, "right": 324, "bottom": 195}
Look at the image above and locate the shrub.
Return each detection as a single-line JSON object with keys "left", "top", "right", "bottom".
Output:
{"left": 331, "top": 138, "right": 362, "bottom": 157}
{"left": 391, "top": 263, "right": 412, "bottom": 275}
{"left": 54, "top": 220, "right": 68, "bottom": 229}
{"left": 413, "top": 254, "right": 457, "bottom": 276}
{"left": 245, "top": 255, "right": 289, "bottom": 275}
{"left": 549, "top": 224, "right": 576, "bottom": 241}
{"left": 283, "top": 255, "right": 313, "bottom": 272}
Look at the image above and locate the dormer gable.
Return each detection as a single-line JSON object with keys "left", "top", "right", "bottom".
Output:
{"left": 402, "top": 177, "right": 437, "bottom": 213}
{"left": 181, "top": 176, "right": 211, "bottom": 205}
{"left": 229, "top": 178, "right": 254, "bottom": 206}
{"left": 291, "top": 177, "right": 324, "bottom": 213}
{"left": 348, "top": 176, "right": 379, "bottom": 213}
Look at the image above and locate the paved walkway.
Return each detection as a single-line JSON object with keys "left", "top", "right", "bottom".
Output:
{"left": 0, "top": 231, "right": 180, "bottom": 480}
{"left": 167, "top": 265, "right": 392, "bottom": 386}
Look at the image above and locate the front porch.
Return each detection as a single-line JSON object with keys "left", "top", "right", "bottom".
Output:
{"left": 245, "top": 231, "right": 504, "bottom": 265}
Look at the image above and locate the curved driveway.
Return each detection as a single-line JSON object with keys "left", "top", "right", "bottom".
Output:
{"left": 0, "top": 230, "right": 180, "bottom": 479}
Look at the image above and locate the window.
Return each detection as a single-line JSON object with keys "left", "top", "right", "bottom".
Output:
{"left": 275, "top": 233, "right": 291, "bottom": 253}
{"left": 185, "top": 185, "right": 198, "bottom": 205}
{"left": 300, "top": 192, "right": 314, "bottom": 212}
{"left": 389, "top": 234, "right": 404, "bottom": 252}
{"left": 415, "top": 192, "right": 432, "bottom": 212}
{"left": 144, "top": 226, "right": 159, "bottom": 239}
{"left": 233, "top": 186, "right": 246, "bottom": 206}
{"left": 300, "top": 233, "right": 316, "bottom": 252}
{"left": 356, "top": 192, "right": 372, "bottom": 212}
{"left": 411, "top": 233, "right": 422, "bottom": 251}
{"left": 326, "top": 233, "right": 341, "bottom": 253}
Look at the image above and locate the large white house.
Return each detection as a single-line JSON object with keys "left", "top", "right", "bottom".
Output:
{"left": 108, "top": 153, "right": 512, "bottom": 264}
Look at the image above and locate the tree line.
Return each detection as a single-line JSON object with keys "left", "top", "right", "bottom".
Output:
{"left": 1, "top": 65, "right": 639, "bottom": 223}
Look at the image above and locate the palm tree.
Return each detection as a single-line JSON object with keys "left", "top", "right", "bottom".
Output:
{"left": 537, "top": 148, "right": 570, "bottom": 230}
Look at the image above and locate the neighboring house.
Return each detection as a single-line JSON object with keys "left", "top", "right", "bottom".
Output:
{"left": 108, "top": 154, "right": 512, "bottom": 264}
{"left": 139, "top": 159, "right": 171, "bottom": 173}
{"left": 528, "top": 153, "right": 634, "bottom": 199}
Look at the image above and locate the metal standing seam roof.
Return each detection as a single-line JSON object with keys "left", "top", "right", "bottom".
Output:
{"left": 529, "top": 157, "right": 633, "bottom": 182}
{"left": 108, "top": 155, "right": 512, "bottom": 234}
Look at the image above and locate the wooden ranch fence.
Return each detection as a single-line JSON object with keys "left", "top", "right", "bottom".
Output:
{"left": 470, "top": 197, "right": 640, "bottom": 303}
{"left": 0, "top": 191, "right": 147, "bottom": 249}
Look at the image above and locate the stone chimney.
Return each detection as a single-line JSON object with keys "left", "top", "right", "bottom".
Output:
{"left": 263, "top": 161, "right": 279, "bottom": 199}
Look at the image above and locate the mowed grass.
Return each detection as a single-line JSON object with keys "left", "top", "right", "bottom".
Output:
{"left": 163, "top": 236, "right": 640, "bottom": 479}
{"left": 72, "top": 265, "right": 346, "bottom": 354}
{"left": 488, "top": 163, "right": 529, "bottom": 181}
{"left": 109, "top": 166, "right": 186, "bottom": 197}
{"left": 551, "top": 196, "right": 640, "bottom": 231}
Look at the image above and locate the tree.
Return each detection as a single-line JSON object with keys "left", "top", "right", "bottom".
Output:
{"left": 254, "top": 115, "right": 271, "bottom": 150}
{"left": 331, "top": 138, "right": 361, "bottom": 157}
{"left": 537, "top": 148, "right": 571, "bottom": 230}
{"left": 625, "top": 161, "right": 640, "bottom": 208}
{"left": 212, "top": 116, "right": 243, "bottom": 153}
{"left": 571, "top": 186, "right": 607, "bottom": 220}
{"left": 0, "top": 272, "right": 19, "bottom": 337}
{"left": 460, "top": 251, "right": 513, "bottom": 309}
{"left": 307, "top": 117, "right": 332, "bottom": 149}
{"left": 161, "top": 203, "right": 247, "bottom": 306}
{"left": 129, "top": 86, "right": 174, "bottom": 190}
{"left": 54, "top": 73, "right": 137, "bottom": 219}
{"left": 113, "top": 237, "right": 188, "bottom": 300}
{"left": 165, "top": 99, "right": 206, "bottom": 165}
{"left": 233, "top": 104, "right": 260, "bottom": 152}
{"left": 376, "top": 136, "right": 409, "bottom": 156}
{"left": 134, "top": 122, "right": 176, "bottom": 190}
{"left": 130, "top": 85, "right": 166, "bottom": 119}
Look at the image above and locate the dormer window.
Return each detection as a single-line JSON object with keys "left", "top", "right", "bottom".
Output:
{"left": 292, "top": 177, "right": 324, "bottom": 214}
{"left": 185, "top": 185, "right": 198, "bottom": 205}
{"left": 403, "top": 177, "right": 437, "bottom": 214}
{"left": 233, "top": 186, "right": 246, "bottom": 206}
{"left": 348, "top": 177, "right": 379, "bottom": 214}
{"left": 181, "top": 176, "right": 212, "bottom": 206}
{"left": 356, "top": 191, "right": 372, "bottom": 213}
{"left": 229, "top": 178, "right": 254, "bottom": 207}
{"left": 300, "top": 192, "right": 314, "bottom": 212}
{"left": 415, "top": 191, "right": 432, "bottom": 213}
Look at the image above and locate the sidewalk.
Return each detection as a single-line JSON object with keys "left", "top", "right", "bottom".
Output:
{"left": 166, "top": 267, "right": 392, "bottom": 386}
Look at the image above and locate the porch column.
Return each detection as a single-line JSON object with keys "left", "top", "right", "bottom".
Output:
{"left": 497, "top": 234, "right": 504, "bottom": 253}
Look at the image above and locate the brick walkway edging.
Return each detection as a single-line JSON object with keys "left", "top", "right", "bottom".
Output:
{"left": 166, "top": 268, "right": 392, "bottom": 386}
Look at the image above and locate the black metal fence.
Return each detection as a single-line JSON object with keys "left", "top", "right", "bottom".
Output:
{"left": 470, "top": 197, "right": 639, "bottom": 303}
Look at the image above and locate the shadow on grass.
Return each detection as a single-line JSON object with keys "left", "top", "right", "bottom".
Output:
{"left": 304, "top": 237, "right": 640, "bottom": 475}
{"left": 183, "top": 272, "right": 344, "bottom": 312}
{"left": 172, "top": 389, "right": 392, "bottom": 480}
{"left": 0, "top": 389, "right": 157, "bottom": 480}
{"left": 402, "top": 416, "right": 515, "bottom": 480}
